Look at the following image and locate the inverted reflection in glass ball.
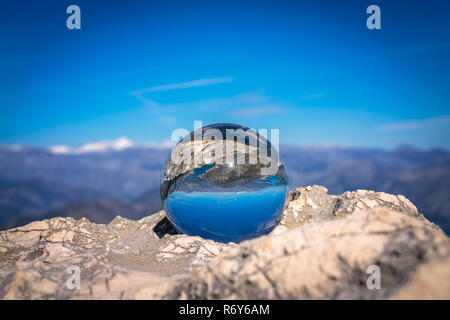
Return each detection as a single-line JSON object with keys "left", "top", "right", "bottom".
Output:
{"left": 160, "top": 123, "right": 288, "bottom": 243}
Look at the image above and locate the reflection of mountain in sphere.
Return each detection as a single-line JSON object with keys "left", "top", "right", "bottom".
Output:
{"left": 160, "top": 123, "right": 289, "bottom": 243}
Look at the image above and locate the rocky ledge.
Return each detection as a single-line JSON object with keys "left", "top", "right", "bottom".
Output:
{"left": 0, "top": 186, "right": 448, "bottom": 299}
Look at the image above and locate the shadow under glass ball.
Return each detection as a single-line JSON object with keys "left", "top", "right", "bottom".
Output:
{"left": 160, "top": 123, "right": 288, "bottom": 243}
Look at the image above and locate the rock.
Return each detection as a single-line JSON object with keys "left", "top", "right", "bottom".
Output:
{"left": 0, "top": 186, "right": 448, "bottom": 299}
{"left": 388, "top": 257, "right": 450, "bottom": 299}
{"left": 0, "top": 210, "right": 233, "bottom": 299}
{"left": 271, "top": 186, "right": 440, "bottom": 235}
{"left": 167, "top": 208, "right": 450, "bottom": 299}
{"left": 334, "top": 189, "right": 418, "bottom": 217}
{"left": 272, "top": 185, "right": 336, "bottom": 234}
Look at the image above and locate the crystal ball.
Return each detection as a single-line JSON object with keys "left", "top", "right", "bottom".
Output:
{"left": 160, "top": 123, "right": 288, "bottom": 243}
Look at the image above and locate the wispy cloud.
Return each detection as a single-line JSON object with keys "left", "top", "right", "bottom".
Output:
{"left": 380, "top": 115, "right": 450, "bottom": 132}
{"left": 159, "top": 116, "right": 177, "bottom": 125}
{"left": 301, "top": 93, "right": 324, "bottom": 100}
{"left": 132, "top": 77, "right": 233, "bottom": 95}
{"left": 130, "top": 77, "right": 234, "bottom": 116}
{"left": 228, "top": 105, "right": 286, "bottom": 117}
{"left": 175, "top": 90, "right": 288, "bottom": 118}
{"left": 129, "top": 78, "right": 289, "bottom": 124}
{"left": 172, "top": 90, "right": 269, "bottom": 112}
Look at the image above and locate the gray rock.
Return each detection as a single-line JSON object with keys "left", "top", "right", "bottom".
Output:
{"left": 0, "top": 186, "right": 448, "bottom": 299}
{"left": 0, "top": 210, "right": 233, "bottom": 299}
{"left": 168, "top": 208, "right": 450, "bottom": 299}
{"left": 271, "top": 186, "right": 440, "bottom": 235}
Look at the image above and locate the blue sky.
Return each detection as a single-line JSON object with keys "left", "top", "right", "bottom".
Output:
{"left": 1, "top": 0, "right": 449, "bottom": 149}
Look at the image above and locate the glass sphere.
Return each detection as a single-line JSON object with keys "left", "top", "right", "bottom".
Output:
{"left": 160, "top": 123, "right": 288, "bottom": 243}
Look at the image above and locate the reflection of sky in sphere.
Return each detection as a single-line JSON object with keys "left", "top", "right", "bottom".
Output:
{"left": 161, "top": 123, "right": 289, "bottom": 243}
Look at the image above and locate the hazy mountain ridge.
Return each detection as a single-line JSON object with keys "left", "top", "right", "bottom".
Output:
{"left": 0, "top": 144, "right": 448, "bottom": 233}
{"left": 0, "top": 177, "right": 109, "bottom": 227}
{"left": 0, "top": 146, "right": 169, "bottom": 201}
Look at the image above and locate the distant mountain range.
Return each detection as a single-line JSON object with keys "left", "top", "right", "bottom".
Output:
{"left": 0, "top": 142, "right": 448, "bottom": 233}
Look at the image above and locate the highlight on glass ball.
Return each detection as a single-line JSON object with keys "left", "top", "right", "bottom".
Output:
{"left": 160, "top": 123, "right": 289, "bottom": 243}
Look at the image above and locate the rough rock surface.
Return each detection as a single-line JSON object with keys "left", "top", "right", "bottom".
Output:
{"left": 0, "top": 211, "right": 233, "bottom": 299}
{"left": 272, "top": 186, "right": 439, "bottom": 235}
{"left": 0, "top": 186, "right": 448, "bottom": 299}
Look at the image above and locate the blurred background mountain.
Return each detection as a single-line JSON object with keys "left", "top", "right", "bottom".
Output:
{"left": 1, "top": 141, "right": 448, "bottom": 234}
